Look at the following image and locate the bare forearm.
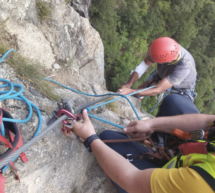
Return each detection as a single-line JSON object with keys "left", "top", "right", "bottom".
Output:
{"left": 127, "top": 71, "right": 139, "bottom": 86}
{"left": 72, "top": 110, "right": 153, "bottom": 193}
{"left": 127, "top": 57, "right": 153, "bottom": 86}
{"left": 91, "top": 139, "right": 139, "bottom": 192}
{"left": 134, "top": 77, "right": 172, "bottom": 96}
{"left": 137, "top": 78, "right": 157, "bottom": 90}
{"left": 150, "top": 114, "right": 215, "bottom": 133}
{"left": 133, "top": 86, "right": 161, "bottom": 96}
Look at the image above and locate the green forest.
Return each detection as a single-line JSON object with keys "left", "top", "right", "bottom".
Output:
{"left": 90, "top": 0, "right": 215, "bottom": 115}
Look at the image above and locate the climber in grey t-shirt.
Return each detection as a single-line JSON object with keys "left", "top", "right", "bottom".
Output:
{"left": 118, "top": 37, "right": 197, "bottom": 101}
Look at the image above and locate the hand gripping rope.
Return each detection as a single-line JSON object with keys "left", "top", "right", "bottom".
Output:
{"left": 48, "top": 99, "right": 172, "bottom": 162}
{"left": 44, "top": 77, "right": 156, "bottom": 128}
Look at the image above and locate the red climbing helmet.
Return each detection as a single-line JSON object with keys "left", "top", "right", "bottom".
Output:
{"left": 149, "top": 37, "right": 180, "bottom": 63}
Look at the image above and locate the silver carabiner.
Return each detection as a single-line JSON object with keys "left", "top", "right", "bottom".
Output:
{"left": 189, "top": 130, "right": 205, "bottom": 140}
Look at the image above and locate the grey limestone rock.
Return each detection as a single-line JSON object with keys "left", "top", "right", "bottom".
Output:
{"left": 52, "top": 63, "right": 61, "bottom": 70}
{"left": 0, "top": 0, "right": 104, "bottom": 85}
{"left": 71, "top": 0, "right": 92, "bottom": 19}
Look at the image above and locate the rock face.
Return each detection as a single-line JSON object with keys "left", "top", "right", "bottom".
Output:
{"left": 79, "top": 59, "right": 103, "bottom": 84}
{"left": 71, "top": 0, "right": 92, "bottom": 19}
{"left": 0, "top": 0, "right": 105, "bottom": 85}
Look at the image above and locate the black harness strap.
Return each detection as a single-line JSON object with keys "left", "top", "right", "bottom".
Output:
{"left": 123, "top": 154, "right": 166, "bottom": 166}
{"left": 190, "top": 166, "right": 215, "bottom": 191}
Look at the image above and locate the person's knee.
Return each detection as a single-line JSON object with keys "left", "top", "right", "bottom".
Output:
{"left": 99, "top": 130, "right": 127, "bottom": 140}
{"left": 162, "top": 94, "right": 176, "bottom": 105}
{"left": 99, "top": 130, "right": 116, "bottom": 140}
{"left": 157, "top": 94, "right": 200, "bottom": 117}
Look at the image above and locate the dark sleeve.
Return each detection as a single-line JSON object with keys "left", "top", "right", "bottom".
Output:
{"left": 152, "top": 72, "right": 161, "bottom": 83}
{"left": 148, "top": 55, "right": 155, "bottom": 63}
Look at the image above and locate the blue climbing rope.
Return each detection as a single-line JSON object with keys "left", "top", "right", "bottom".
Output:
{"left": 149, "top": 88, "right": 171, "bottom": 112}
{"left": 44, "top": 78, "right": 155, "bottom": 123}
{"left": 0, "top": 49, "right": 16, "bottom": 64}
{"left": 0, "top": 50, "right": 42, "bottom": 172}
{"left": 145, "top": 69, "right": 157, "bottom": 87}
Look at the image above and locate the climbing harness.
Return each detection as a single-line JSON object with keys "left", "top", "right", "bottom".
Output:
{"left": 170, "top": 88, "right": 197, "bottom": 102}
{"left": 122, "top": 127, "right": 210, "bottom": 166}
{"left": 162, "top": 123, "right": 215, "bottom": 191}
{"left": 145, "top": 69, "right": 198, "bottom": 112}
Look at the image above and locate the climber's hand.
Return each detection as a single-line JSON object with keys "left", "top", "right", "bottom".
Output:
{"left": 118, "top": 88, "right": 134, "bottom": 95}
{"left": 72, "top": 109, "right": 96, "bottom": 140}
{"left": 118, "top": 83, "right": 132, "bottom": 91}
{"left": 124, "top": 120, "right": 154, "bottom": 138}
{"left": 64, "top": 129, "right": 72, "bottom": 137}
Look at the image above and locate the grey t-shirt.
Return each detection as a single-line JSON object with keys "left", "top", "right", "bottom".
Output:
{"left": 151, "top": 45, "right": 197, "bottom": 92}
